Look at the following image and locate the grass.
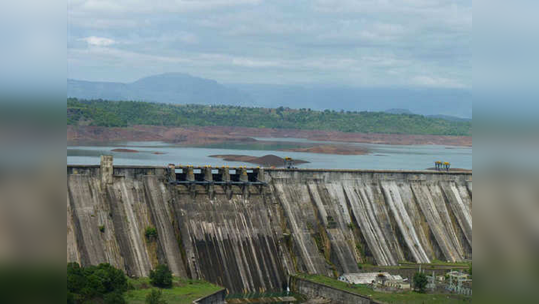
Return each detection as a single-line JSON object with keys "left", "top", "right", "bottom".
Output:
{"left": 357, "top": 261, "right": 470, "bottom": 271}
{"left": 125, "top": 277, "right": 222, "bottom": 304}
{"left": 297, "top": 274, "right": 471, "bottom": 304}
{"left": 399, "top": 260, "right": 470, "bottom": 267}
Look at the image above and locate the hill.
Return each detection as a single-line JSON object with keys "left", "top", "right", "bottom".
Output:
{"left": 384, "top": 109, "right": 471, "bottom": 122}
{"left": 68, "top": 73, "right": 252, "bottom": 106}
{"left": 427, "top": 114, "right": 472, "bottom": 122}
{"left": 67, "top": 98, "right": 472, "bottom": 136}
{"left": 68, "top": 73, "right": 472, "bottom": 117}
{"left": 228, "top": 83, "right": 472, "bottom": 117}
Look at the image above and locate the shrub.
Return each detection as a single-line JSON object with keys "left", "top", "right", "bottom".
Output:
{"left": 146, "top": 289, "right": 168, "bottom": 304}
{"left": 149, "top": 264, "right": 173, "bottom": 288}
{"left": 67, "top": 291, "right": 75, "bottom": 304}
{"left": 104, "top": 291, "right": 126, "bottom": 304}
{"left": 99, "top": 225, "right": 105, "bottom": 233}
{"left": 67, "top": 262, "right": 128, "bottom": 303}
{"left": 413, "top": 272, "right": 428, "bottom": 293}
{"left": 145, "top": 226, "right": 158, "bottom": 239}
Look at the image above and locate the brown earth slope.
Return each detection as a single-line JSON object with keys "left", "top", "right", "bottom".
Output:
{"left": 68, "top": 125, "right": 472, "bottom": 147}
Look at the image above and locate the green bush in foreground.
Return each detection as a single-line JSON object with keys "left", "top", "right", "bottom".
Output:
{"left": 150, "top": 264, "right": 173, "bottom": 288}
{"left": 104, "top": 291, "right": 127, "bottom": 304}
{"left": 413, "top": 272, "right": 428, "bottom": 293}
{"left": 67, "top": 262, "right": 127, "bottom": 304}
{"left": 146, "top": 289, "right": 168, "bottom": 304}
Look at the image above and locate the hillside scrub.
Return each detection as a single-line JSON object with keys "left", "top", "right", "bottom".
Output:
{"left": 150, "top": 265, "right": 173, "bottom": 288}
{"left": 67, "top": 98, "right": 471, "bottom": 136}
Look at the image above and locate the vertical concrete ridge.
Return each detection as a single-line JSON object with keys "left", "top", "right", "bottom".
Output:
{"left": 67, "top": 191, "right": 81, "bottom": 265}
{"left": 381, "top": 181, "right": 430, "bottom": 263}
{"left": 143, "top": 176, "right": 187, "bottom": 278}
{"left": 68, "top": 174, "right": 108, "bottom": 266}
{"left": 273, "top": 183, "right": 332, "bottom": 276}
{"left": 345, "top": 183, "right": 396, "bottom": 266}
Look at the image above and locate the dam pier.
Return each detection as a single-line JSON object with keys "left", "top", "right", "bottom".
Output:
{"left": 67, "top": 156, "right": 472, "bottom": 294}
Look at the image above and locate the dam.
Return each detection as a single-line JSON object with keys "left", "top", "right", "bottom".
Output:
{"left": 67, "top": 157, "right": 472, "bottom": 293}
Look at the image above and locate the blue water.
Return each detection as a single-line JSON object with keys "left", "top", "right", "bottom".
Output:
{"left": 67, "top": 138, "right": 471, "bottom": 170}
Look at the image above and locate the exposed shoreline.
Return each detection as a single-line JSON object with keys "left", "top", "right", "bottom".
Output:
{"left": 281, "top": 144, "right": 369, "bottom": 155}
{"left": 209, "top": 154, "right": 309, "bottom": 167}
{"left": 68, "top": 125, "right": 472, "bottom": 156}
{"left": 111, "top": 148, "right": 139, "bottom": 153}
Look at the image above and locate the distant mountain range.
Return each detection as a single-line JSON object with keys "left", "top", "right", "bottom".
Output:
{"left": 68, "top": 73, "right": 252, "bottom": 106}
{"left": 68, "top": 73, "right": 472, "bottom": 119}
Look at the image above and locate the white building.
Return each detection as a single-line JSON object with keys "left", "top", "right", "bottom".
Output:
{"left": 338, "top": 273, "right": 404, "bottom": 285}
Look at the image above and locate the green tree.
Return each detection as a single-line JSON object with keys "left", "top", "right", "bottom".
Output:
{"left": 67, "top": 262, "right": 128, "bottom": 303}
{"left": 150, "top": 264, "right": 173, "bottom": 288}
{"left": 146, "top": 289, "right": 168, "bottom": 304}
{"left": 104, "top": 291, "right": 126, "bottom": 304}
{"left": 413, "top": 272, "right": 428, "bottom": 293}
{"left": 67, "top": 98, "right": 472, "bottom": 136}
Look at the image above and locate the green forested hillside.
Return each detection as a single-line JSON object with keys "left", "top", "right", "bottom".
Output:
{"left": 67, "top": 98, "right": 471, "bottom": 136}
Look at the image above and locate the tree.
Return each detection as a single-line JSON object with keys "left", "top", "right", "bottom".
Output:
{"left": 413, "top": 272, "right": 428, "bottom": 293}
{"left": 67, "top": 98, "right": 472, "bottom": 136}
{"left": 146, "top": 289, "right": 168, "bottom": 304}
{"left": 67, "top": 262, "right": 128, "bottom": 303}
{"left": 150, "top": 264, "right": 173, "bottom": 288}
{"left": 104, "top": 291, "right": 126, "bottom": 304}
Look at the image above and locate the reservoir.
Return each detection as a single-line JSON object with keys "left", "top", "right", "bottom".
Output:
{"left": 67, "top": 138, "right": 471, "bottom": 170}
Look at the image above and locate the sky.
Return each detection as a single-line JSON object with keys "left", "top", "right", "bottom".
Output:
{"left": 68, "top": 0, "right": 471, "bottom": 88}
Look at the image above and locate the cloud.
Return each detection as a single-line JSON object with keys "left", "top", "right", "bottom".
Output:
{"left": 79, "top": 36, "right": 115, "bottom": 46}
{"left": 67, "top": 0, "right": 471, "bottom": 88}
{"left": 71, "top": 0, "right": 261, "bottom": 14}
{"left": 411, "top": 75, "right": 467, "bottom": 89}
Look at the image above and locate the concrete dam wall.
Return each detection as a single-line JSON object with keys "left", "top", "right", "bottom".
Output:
{"left": 67, "top": 161, "right": 472, "bottom": 293}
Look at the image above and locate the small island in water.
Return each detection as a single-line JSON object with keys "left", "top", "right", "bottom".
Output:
{"left": 111, "top": 149, "right": 165, "bottom": 155}
{"left": 209, "top": 154, "right": 309, "bottom": 167}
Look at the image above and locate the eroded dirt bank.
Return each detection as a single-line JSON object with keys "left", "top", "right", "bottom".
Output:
{"left": 282, "top": 145, "right": 369, "bottom": 155}
{"left": 68, "top": 125, "right": 472, "bottom": 147}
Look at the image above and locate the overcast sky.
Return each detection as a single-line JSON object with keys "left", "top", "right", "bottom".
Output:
{"left": 68, "top": 0, "right": 471, "bottom": 88}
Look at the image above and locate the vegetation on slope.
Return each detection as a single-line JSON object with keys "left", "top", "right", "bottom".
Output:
{"left": 67, "top": 98, "right": 472, "bottom": 136}
{"left": 125, "top": 277, "right": 222, "bottom": 304}
{"left": 67, "top": 262, "right": 222, "bottom": 304}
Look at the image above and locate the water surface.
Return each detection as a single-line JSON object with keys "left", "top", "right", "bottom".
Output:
{"left": 67, "top": 138, "right": 471, "bottom": 170}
